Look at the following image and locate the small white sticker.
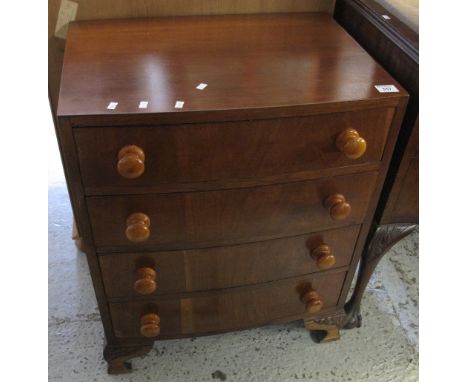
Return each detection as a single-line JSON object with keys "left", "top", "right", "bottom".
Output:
{"left": 174, "top": 101, "right": 184, "bottom": 109}
{"left": 107, "top": 102, "right": 118, "bottom": 110}
{"left": 374, "top": 84, "right": 399, "bottom": 93}
{"left": 196, "top": 83, "right": 208, "bottom": 90}
{"left": 382, "top": 15, "right": 391, "bottom": 20}
{"left": 139, "top": 101, "right": 148, "bottom": 109}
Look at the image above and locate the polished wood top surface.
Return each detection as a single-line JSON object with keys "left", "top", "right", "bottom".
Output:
{"left": 58, "top": 13, "right": 405, "bottom": 117}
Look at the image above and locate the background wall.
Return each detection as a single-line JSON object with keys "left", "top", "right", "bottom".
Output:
{"left": 48, "top": 0, "right": 335, "bottom": 118}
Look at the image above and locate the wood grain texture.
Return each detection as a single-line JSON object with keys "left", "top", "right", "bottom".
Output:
{"left": 109, "top": 271, "right": 346, "bottom": 338}
{"left": 380, "top": 116, "right": 418, "bottom": 223}
{"left": 57, "top": 14, "right": 404, "bottom": 118}
{"left": 74, "top": 108, "right": 394, "bottom": 191}
{"left": 87, "top": 172, "right": 377, "bottom": 252}
{"left": 49, "top": 1, "right": 336, "bottom": 117}
{"left": 53, "top": 13, "right": 409, "bottom": 372}
{"left": 335, "top": 96, "right": 407, "bottom": 307}
{"left": 99, "top": 225, "right": 360, "bottom": 297}
{"left": 73, "top": 0, "right": 335, "bottom": 19}
{"left": 334, "top": 0, "right": 418, "bottom": 225}
{"left": 53, "top": 117, "right": 118, "bottom": 342}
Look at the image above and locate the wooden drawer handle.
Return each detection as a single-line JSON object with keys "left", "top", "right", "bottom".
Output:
{"left": 134, "top": 267, "right": 157, "bottom": 295}
{"left": 126, "top": 213, "right": 150, "bottom": 242}
{"left": 140, "top": 313, "right": 160, "bottom": 338}
{"left": 324, "top": 193, "right": 351, "bottom": 221}
{"left": 336, "top": 128, "right": 367, "bottom": 159}
{"left": 117, "top": 145, "right": 145, "bottom": 179}
{"left": 311, "top": 244, "right": 336, "bottom": 270}
{"left": 301, "top": 288, "right": 323, "bottom": 314}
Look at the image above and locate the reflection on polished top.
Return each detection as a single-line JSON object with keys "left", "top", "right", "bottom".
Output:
{"left": 58, "top": 13, "right": 404, "bottom": 117}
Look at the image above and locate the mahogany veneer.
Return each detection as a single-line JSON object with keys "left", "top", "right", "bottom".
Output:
{"left": 55, "top": 13, "right": 408, "bottom": 374}
{"left": 87, "top": 172, "right": 377, "bottom": 252}
{"left": 99, "top": 225, "right": 360, "bottom": 297}
{"left": 110, "top": 272, "right": 346, "bottom": 338}
{"left": 333, "top": 0, "right": 419, "bottom": 330}
{"left": 73, "top": 108, "right": 394, "bottom": 190}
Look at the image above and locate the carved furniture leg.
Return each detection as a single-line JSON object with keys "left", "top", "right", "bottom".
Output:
{"left": 344, "top": 223, "right": 417, "bottom": 329}
{"left": 72, "top": 217, "right": 84, "bottom": 252}
{"left": 104, "top": 343, "right": 153, "bottom": 374}
{"left": 304, "top": 312, "right": 347, "bottom": 343}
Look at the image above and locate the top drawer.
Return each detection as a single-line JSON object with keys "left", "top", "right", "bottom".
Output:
{"left": 74, "top": 108, "right": 394, "bottom": 192}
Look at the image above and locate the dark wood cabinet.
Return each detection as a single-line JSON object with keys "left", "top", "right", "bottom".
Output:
{"left": 55, "top": 13, "right": 408, "bottom": 373}
{"left": 334, "top": 0, "right": 418, "bottom": 328}
{"left": 334, "top": 0, "right": 418, "bottom": 225}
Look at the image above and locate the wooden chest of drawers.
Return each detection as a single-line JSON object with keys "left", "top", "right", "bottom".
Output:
{"left": 55, "top": 13, "right": 407, "bottom": 374}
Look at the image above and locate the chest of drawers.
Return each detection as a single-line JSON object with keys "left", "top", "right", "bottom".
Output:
{"left": 55, "top": 13, "right": 407, "bottom": 374}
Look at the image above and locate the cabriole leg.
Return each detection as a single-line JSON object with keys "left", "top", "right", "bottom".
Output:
{"left": 344, "top": 223, "right": 417, "bottom": 329}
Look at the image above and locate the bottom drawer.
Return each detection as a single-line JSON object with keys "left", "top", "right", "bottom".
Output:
{"left": 110, "top": 271, "right": 346, "bottom": 338}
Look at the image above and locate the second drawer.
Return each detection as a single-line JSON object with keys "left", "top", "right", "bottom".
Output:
{"left": 87, "top": 172, "right": 377, "bottom": 252}
{"left": 99, "top": 225, "right": 360, "bottom": 298}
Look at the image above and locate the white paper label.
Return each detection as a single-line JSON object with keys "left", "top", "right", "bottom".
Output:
{"left": 174, "top": 101, "right": 184, "bottom": 109}
{"left": 139, "top": 101, "right": 148, "bottom": 109}
{"left": 374, "top": 84, "right": 399, "bottom": 93}
{"left": 196, "top": 83, "right": 208, "bottom": 90}
{"left": 107, "top": 102, "right": 118, "bottom": 110}
{"left": 382, "top": 15, "right": 391, "bottom": 20}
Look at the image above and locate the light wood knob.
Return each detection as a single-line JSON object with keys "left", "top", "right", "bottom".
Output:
{"left": 117, "top": 145, "right": 145, "bottom": 179}
{"left": 140, "top": 313, "right": 160, "bottom": 338}
{"left": 134, "top": 267, "right": 157, "bottom": 295}
{"left": 301, "top": 288, "right": 323, "bottom": 314}
{"left": 126, "top": 213, "right": 150, "bottom": 242}
{"left": 311, "top": 244, "right": 336, "bottom": 270}
{"left": 324, "top": 193, "right": 351, "bottom": 221}
{"left": 336, "top": 128, "right": 367, "bottom": 159}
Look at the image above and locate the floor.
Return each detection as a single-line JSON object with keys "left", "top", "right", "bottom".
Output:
{"left": 48, "top": 122, "right": 419, "bottom": 381}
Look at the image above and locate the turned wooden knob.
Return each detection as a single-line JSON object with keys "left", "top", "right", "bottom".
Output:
{"left": 311, "top": 244, "right": 336, "bottom": 270}
{"left": 324, "top": 193, "right": 351, "bottom": 221}
{"left": 117, "top": 145, "right": 145, "bottom": 179}
{"left": 134, "top": 267, "right": 157, "bottom": 295}
{"left": 336, "top": 128, "right": 367, "bottom": 159}
{"left": 126, "top": 213, "right": 150, "bottom": 242}
{"left": 301, "top": 288, "right": 323, "bottom": 314}
{"left": 140, "top": 313, "right": 160, "bottom": 338}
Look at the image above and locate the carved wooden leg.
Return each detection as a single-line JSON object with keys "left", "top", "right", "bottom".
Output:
{"left": 103, "top": 343, "right": 153, "bottom": 374}
{"left": 344, "top": 223, "right": 417, "bottom": 329}
{"left": 304, "top": 313, "right": 346, "bottom": 343}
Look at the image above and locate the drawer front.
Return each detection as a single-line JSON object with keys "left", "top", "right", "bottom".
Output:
{"left": 110, "top": 272, "right": 346, "bottom": 338}
{"left": 100, "top": 225, "right": 360, "bottom": 297}
{"left": 87, "top": 172, "right": 377, "bottom": 251}
{"left": 74, "top": 108, "right": 393, "bottom": 191}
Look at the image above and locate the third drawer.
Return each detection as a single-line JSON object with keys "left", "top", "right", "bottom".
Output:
{"left": 99, "top": 225, "right": 360, "bottom": 298}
